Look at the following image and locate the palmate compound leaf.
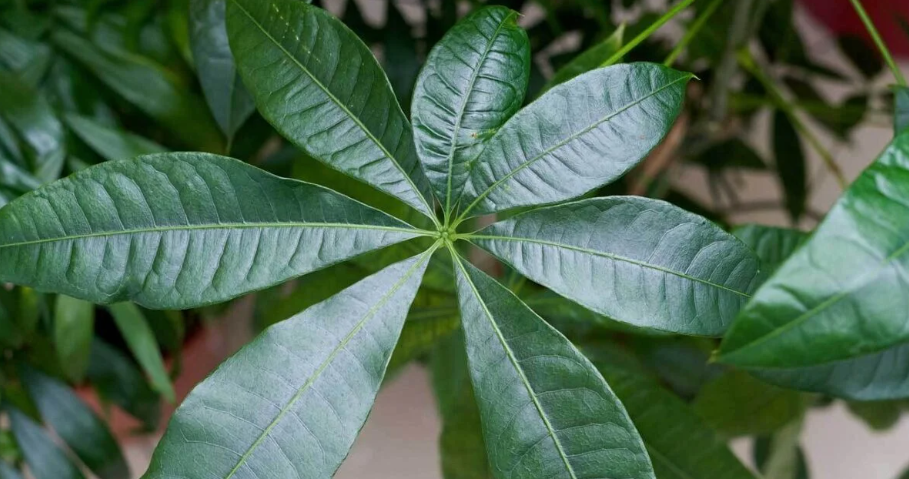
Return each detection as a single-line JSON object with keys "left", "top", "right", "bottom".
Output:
{"left": 226, "top": 0, "right": 436, "bottom": 221}
{"left": 0, "top": 152, "right": 426, "bottom": 309}
{"left": 471, "top": 197, "right": 764, "bottom": 336}
{"left": 411, "top": 6, "right": 530, "bottom": 214}
{"left": 143, "top": 248, "right": 436, "bottom": 478}
{"left": 456, "top": 63, "right": 692, "bottom": 219}
{"left": 452, "top": 252, "right": 655, "bottom": 479}
{"left": 720, "top": 131, "right": 909, "bottom": 369}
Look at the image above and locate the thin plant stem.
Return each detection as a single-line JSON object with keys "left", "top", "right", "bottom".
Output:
{"left": 664, "top": 0, "right": 722, "bottom": 66}
{"left": 737, "top": 50, "right": 848, "bottom": 189}
{"left": 848, "top": 0, "right": 907, "bottom": 86}
{"left": 603, "top": 0, "right": 695, "bottom": 67}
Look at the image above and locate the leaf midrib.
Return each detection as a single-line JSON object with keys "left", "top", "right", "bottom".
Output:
{"left": 459, "top": 73, "right": 691, "bottom": 219}
{"left": 224, "top": 244, "right": 438, "bottom": 478}
{"left": 0, "top": 222, "right": 427, "bottom": 250}
{"left": 229, "top": 0, "right": 435, "bottom": 220}
{"left": 451, "top": 251, "right": 579, "bottom": 479}
{"left": 469, "top": 234, "right": 751, "bottom": 298}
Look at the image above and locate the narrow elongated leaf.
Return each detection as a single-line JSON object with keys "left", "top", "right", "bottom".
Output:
{"left": 0, "top": 152, "right": 423, "bottom": 309}
{"left": 6, "top": 406, "right": 85, "bottom": 479}
{"left": 896, "top": 86, "right": 909, "bottom": 135}
{"left": 0, "top": 158, "right": 41, "bottom": 194}
{"left": 189, "top": 0, "right": 255, "bottom": 142}
{"left": 0, "top": 71, "right": 65, "bottom": 182}
{"left": 773, "top": 110, "right": 807, "bottom": 221}
{"left": 586, "top": 345, "right": 757, "bottom": 479}
{"left": 54, "top": 294, "right": 95, "bottom": 382}
{"left": 458, "top": 64, "right": 692, "bottom": 218}
{"left": 452, "top": 255, "right": 655, "bottom": 479}
{"left": 411, "top": 6, "right": 530, "bottom": 212}
{"left": 109, "top": 303, "right": 175, "bottom": 402}
{"left": 143, "top": 250, "right": 434, "bottom": 478}
{"left": 693, "top": 371, "right": 806, "bottom": 437}
{"left": 227, "top": 0, "right": 435, "bottom": 219}
{"left": 733, "top": 224, "right": 807, "bottom": 272}
{"left": 87, "top": 339, "right": 162, "bottom": 429}
{"left": 472, "top": 197, "right": 763, "bottom": 335}
{"left": 720, "top": 132, "right": 909, "bottom": 368}
{"left": 20, "top": 367, "right": 129, "bottom": 479}
{"left": 542, "top": 25, "right": 624, "bottom": 92}
{"left": 64, "top": 114, "right": 166, "bottom": 162}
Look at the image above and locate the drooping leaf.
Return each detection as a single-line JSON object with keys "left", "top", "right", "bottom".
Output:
{"left": 452, "top": 254, "right": 655, "bottom": 479}
{"left": 87, "top": 339, "right": 162, "bottom": 429}
{"left": 693, "top": 370, "right": 807, "bottom": 438}
{"left": 226, "top": 0, "right": 436, "bottom": 219}
{"left": 542, "top": 24, "right": 624, "bottom": 92}
{"left": 64, "top": 114, "right": 166, "bottom": 162}
{"left": 753, "top": 418, "right": 808, "bottom": 479}
{"left": 586, "top": 344, "right": 758, "bottom": 479}
{"left": 0, "top": 152, "right": 424, "bottom": 309}
{"left": 896, "top": 86, "right": 909, "bottom": 135}
{"left": 720, "top": 132, "right": 909, "bottom": 368}
{"left": 189, "top": 0, "right": 256, "bottom": 144}
{"left": 773, "top": 110, "right": 807, "bottom": 222}
{"left": 143, "top": 250, "right": 434, "bottom": 478}
{"left": 6, "top": 405, "right": 85, "bottom": 479}
{"left": 51, "top": 29, "right": 223, "bottom": 152}
{"left": 0, "top": 70, "right": 65, "bottom": 182}
{"left": 20, "top": 367, "right": 130, "bottom": 479}
{"left": 382, "top": 1, "right": 420, "bottom": 111}
{"left": 733, "top": 224, "right": 808, "bottom": 273}
{"left": 431, "top": 333, "right": 494, "bottom": 479}
{"left": 457, "top": 63, "right": 692, "bottom": 218}
{"left": 411, "top": 6, "right": 530, "bottom": 213}
{"left": 846, "top": 399, "right": 906, "bottom": 431}
{"left": 837, "top": 34, "right": 883, "bottom": 79}
{"left": 54, "top": 294, "right": 95, "bottom": 382}
{"left": 691, "top": 138, "right": 766, "bottom": 171}
{"left": 109, "top": 302, "right": 175, "bottom": 402}
{"left": 472, "top": 197, "right": 763, "bottom": 335}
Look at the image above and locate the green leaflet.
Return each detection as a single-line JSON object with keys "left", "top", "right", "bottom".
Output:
{"left": 720, "top": 132, "right": 909, "bottom": 368}
{"left": 896, "top": 86, "right": 909, "bottom": 135}
{"left": 143, "top": 250, "right": 434, "bottom": 479}
{"left": 64, "top": 114, "right": 166, "bottom": 162}
{"left": 411, "top": 6, "right": 530, "bottom": 213}
{"left": 226, "top": 0, "right": 436, "bottom": 220}
{"left": 0, "top": 70, "right": 65, "bottom": 183}
{"left": 87, "top": 339, "right": 162, "bottom": 429}
{"left": 6, "top": 405, "right": 85, "bottom": 479}
{"left": 733, "top": 224, "right": 807, "bottom": 273}
{"left": 452, "top": 254, "right": 655, "bottom": 479}
{"left": 773, "top": 110, "right": 807, "bottom": 222}
{"left": 53, "top": 294, "right": 95, "bottom": 382}
{"left": 109, "top": 303, "right": 175, "bottom": 402}
{"left": 189, "top": 0, "right": 256, "bottom": 144}
{"left": 541, "top": 25, "right": 624, "bottom": 93}
{"left": 20, "top": 367, "right": 130, "bottom": 479}
{"left": 457, "top": 63, "right": 692, "bottom": 219}
{"left": 0, "top": 152, "right": 425, "bottom": 309}
{"left": 587, "top": 344, "right": 757, "bottom": 479}
{"left": 472, "top": 197, "right": 763, "bottom": 335}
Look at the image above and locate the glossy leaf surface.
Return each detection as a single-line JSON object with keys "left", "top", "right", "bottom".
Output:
{"left": 227, "top": 0, "right": 435, "bottom": 218}
{"left": 411, "top": 6, "right": 530, "bottom": 212}
{"left": 733, "top": 224, "right": 807, "bottom": 272}
{"left": 720, "top": 132, "right": 909, "bottom": 368}
{"left": 190, "top": 0, "right": 256, "bottom": 142}
{"left": 0, "top": 152, "right": 422, "bottom": 309}
{"left": 453, "top": 255, "right": 655, "bottom": 479}
{"left": 473, "top": 197, "right": 763, "bottom": 335}
{"left": 144, "top": 251, "right": 432, "bottom": 478}
{"left": 458, "top": 64, "right": 691, "bottom": 217}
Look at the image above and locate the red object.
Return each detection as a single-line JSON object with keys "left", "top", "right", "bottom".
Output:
{"left": 800, "top": 0, "right": 909, "bottom": 57}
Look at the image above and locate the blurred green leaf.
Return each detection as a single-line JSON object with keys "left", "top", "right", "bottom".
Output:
{"left": 896, "top": 86, "right": 909, "bottom": 135}
{"left": 0, "top": 158, "right": 41, "bottom": 194}
{"left": 0, "top": 432, "right": 20, "bottom": 466}
{"left": 773, "top": 110, "right": 807, "bottom": 222}
{"left": 691, "top": 138, "right": 766, "bottom": 171}
{"left": 0, "top": 28, "right": 52, "bottom": 86}
{"left": 753, "top": 419, "right": 808, "bottom": 479}
{"left": 0, "top": 71, "right": 66, "bottom": 182}
{"left": 53, "top": 295, "right": 95, "bottom": 383}
{"left": 542, "top": 25, "right": 624, "bottom": 93}
{"left": 383, "top": 1, "right": 420, "bottom": 112}
{"left": 64, "top": 113, "right": 166, "bottom": 161}
{"left": 20, "top": 367, "right": 130, "bottom": 479}
{"left": 837, "top": 34, "right": 883, "bottom": 79}
{"left": 846, "top": 400, "right": 907, "bottom": 431}
{"left": 733, "top": 224, "right": 808, "bottom": 273}
{"left": 87, "top": 339, "right": 161, "bottom": 430}
{"left": 108, "top": 303, "right": 175, "bottom": 402}
{"left": 6, "top": 405, "right": 85, "bottom": 479}
{"left": 388, "top": 314, "right": 459, "bottom": 376}
{"left": 0, "top": 461, "right": 24, "bottom": 479}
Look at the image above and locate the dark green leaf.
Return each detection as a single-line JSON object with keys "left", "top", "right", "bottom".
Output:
{"left": 20, "top": 367, "right": 129, "bottom": 479}
{"left": 109, "top": 302, "right": 175, "bottom": 402}
{"left": 64, "top": 114, "right": 166, "bottom": 162}
{"left": 457, "top": 63, "right": 692, "bottom": 218}
{"left": 0, "top": 158, "right": 41, "bottom": 194}
{"left": 226, "top": 0, "right": 436, "bottom": 219}
{"left": 720, "top": 132, "right": 909, "bottom": 368}
{"left": 144, "top": 250, "right": 434, "bottom": 478}
{"left": 387, "top": 314, "right": 459, "bottom": 375}
{"left": 411, "top": 6, "right": 530, "bottom": 213}
{"left": 753, "top": 419, "right": 808, "bottom": 479}
{"left": 846, "top": 400, "right": 906, "bottom": 431}
{"left": 0, "top": 152, "right": 424, "bottom": 309}
{"left": 54, "top": 294, "right": 95, "bottom": 382}
{"left": 896, "top": 86, "right": 909, "bottom": 135}
{"left": 691, "top": 138, "right": 766, "bottom": 171}
{"left": 472, "top": 197, "right": 763, "bottom": 335}
{"left": 87, "top": 339, "right": 162, "bottom": 429}
{"left": 452, "top": 254, "right": 655, "bottom": 479}
{"left": 542, "top": 25, "right": 624, "bottom": 92}
{"left": 733, "top": 224, "right": 808, "bottom": 273}
{"left": 0, "top": 71, "right": 65, "bottom": 182}
{"left": 773, "top": 110, "right": 807, "bottom": 222}
{"left": 837, "top": 34, "right": 883, "bottom": 79}
{"left": 0, "top": 28, "right": 52, "bottom": 86}
{"left": 189, "top": 0, "right": 256, "bottom": 143}
{"left": 382, "top": 1, "right": 420, "bottom": 111}
{"left": 693, "top": 371, "right": 807, "bottom": 438}
{"left": 6, "top": 406, "right": 85, "bottom": 479}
